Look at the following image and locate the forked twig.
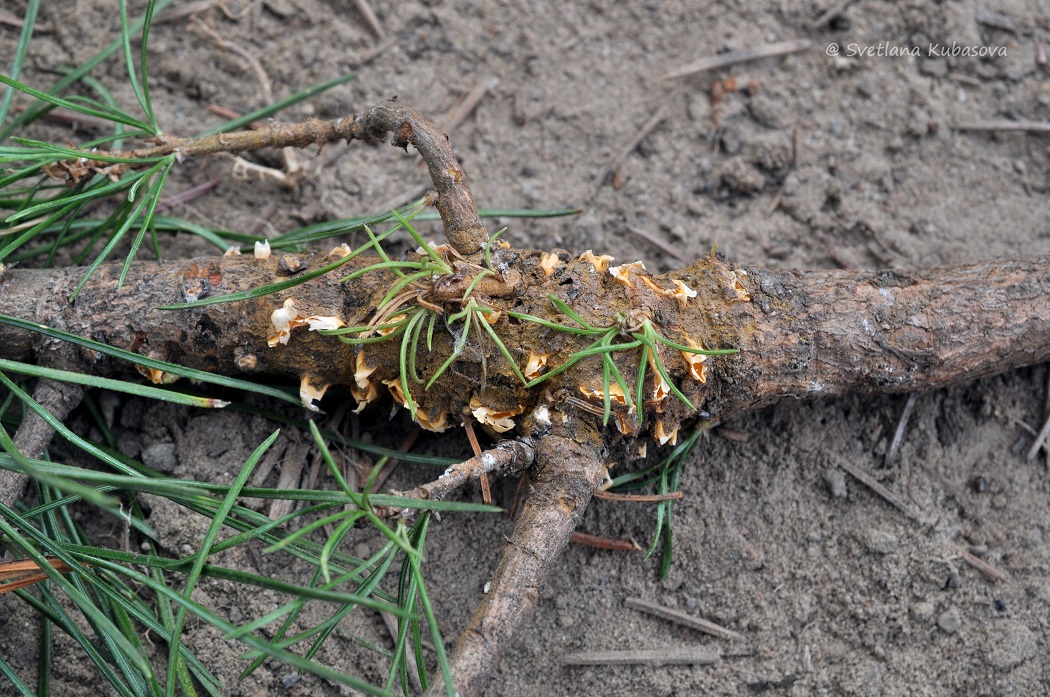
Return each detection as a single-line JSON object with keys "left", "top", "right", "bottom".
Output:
{"left": 429, "top": 432, "right": 605, "bottom": 697}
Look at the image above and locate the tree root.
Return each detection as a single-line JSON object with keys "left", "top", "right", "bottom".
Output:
{"left": 376, "top": 438, "right": 536, "bottom": 519}
{"left": 430, "top": 429, "right": 605, "bottom": 697}
{"left": 0, "top": 379, "right": 84, "bottom": 509}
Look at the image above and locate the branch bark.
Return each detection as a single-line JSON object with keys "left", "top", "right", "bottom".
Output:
{"left": 2, "top": 251, "right": 1046, "bottom": 433}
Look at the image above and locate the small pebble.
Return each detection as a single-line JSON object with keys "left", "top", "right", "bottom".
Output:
{"left": 141, "top": 442, "right": 178, "bottom": 472}
{"left": 937, "top": 606, "right": 962, "bottom": 634}
{"left": 865, "top": 529, "right": 898, "bottom": 555}
{"left": 911, "top": 601, "right": 934, "bottom": 620}
{"left": 825, "top": 469, "right": 848, "bottom": 499}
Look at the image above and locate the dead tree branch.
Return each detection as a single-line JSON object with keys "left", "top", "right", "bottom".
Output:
{"left": 2, "top": 104, "right": 1049, "bottom": 695}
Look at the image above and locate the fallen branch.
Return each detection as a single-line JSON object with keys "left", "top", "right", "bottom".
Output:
{"left": 2, "top": 104, "right": 1049, "bottom": 695}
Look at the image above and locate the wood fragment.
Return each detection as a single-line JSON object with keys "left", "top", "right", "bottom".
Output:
{"left": 569, "top": 532, "right": 640, "bottom": 551}
{"left": 442, "top": 78, "right": 497, "bottom": 134}
{"left": 14, "top": 105, "right": 114, "bottom": 130}
{"left": 592, "top": 490, "right": 683, "bottom": 503}
{"left": 835, "top": 456, "right": 924, "bottom": 522}
{"left": 626, "top": 225, "right": 688, "bottom": 262}
{"left": 885, "top": 393, "right": 917, "bottom": 467}
{"left": 659, "top": 39, "right": 812, "bottom": 81}
{"left": 268, "top": 441, "right": 308, "bottom": 520}
{"left": 1, "top": 379, "right": 83, "bottom": 510}
{"left": 434, "top": 434, "right": 605, "bottom": 697}
{"left": 1025, "top": 412, "right": 1050, "bottom": 461}
{"left": 157, "top": 180, "right": 219, "bottom": 212}
{"left": 595, "top": 102, "right": 670, "bottom": 194}
{"left": 0, "top": 558, "right": 76, "bottom": 595}
{"left": 560, "top": 647, "right": 721, "bottom": 666}
{"left": 946, "top": 542, "right": 1010, "bottom": 583}
{"left": 369, "top": 425, "right": 422, "bottom": 494}
{"left": 625, "top": 597, "right": 744, "bottom": 641}
{"left": 353, "top": 0, "right": 385, "bottom": 39}
{"left": 956, "top": 120, "right": 1050, "bottom": 134}
{"left": 377, "top": 439, "right": 535, "bottom": 518}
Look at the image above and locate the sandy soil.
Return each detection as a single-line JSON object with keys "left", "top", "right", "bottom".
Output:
{"left": 2, "top": 0, "right": 1050, "bottom": 695}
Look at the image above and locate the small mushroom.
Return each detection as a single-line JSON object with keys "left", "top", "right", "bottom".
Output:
{"left": 637, "top": 277, "right": 697, "bottom": 308}
{"left": 376, "top": 313, "right": 408, "bottom": 337}
{"left": 267, "top": 298, "right": 346, "bottom": 346}
{"left": 351, "top": 350, "right": 379, "bottom": 413}
{"left": 383, "top": 378, "right": 408, "bottom": 409}
{"left": 469, "top": 396, "right": 524, "bottom": 433}
{"left": 304, "top": 315, "right": 345, "bottom": 331}
{"left": 524, "top": 351, "right": 550, "bottom": 380}
{"left": 652, "top": 421, "right": 679, "bottom": 446}
{"left": 579, "top": 382, "right": 628, "bottom": 405}
{"left": 414, "top": 409, "right": 450, "bottom": 432}
{"left": 223, "top": 246, "right": 242, "bottom": 257}
{"left": 268, "top": 298, "right": 301, "bottom": 346}
{"left": 613, "top": 411, "right": 637, "bottom": 436}
{"left": 681, "top": 339, "right": 708, "bottom": 383}
{"left": 646, "top": 350, "right": 670, "bottom": 404}
{"left": 136, "top": 365, "right": 180, "bottom": 385}
{"left": 328, "top": 243, "right": 352, "bottom": 258}
{"left": 254, "top": 240, "right": 271, "bottom": 259}
{"left": 415, "top": 240, "right": 453, "bottom": 256}
{"left": 299, "top": 376, "right": 329, "bottom": 412}
{"left": 578, "top": 250, "right": 615, "bottom": 273}
{"left": 609, "top": 260, "right": 646, "bottom": 287}
{"left": 539, "top": 252, "right": 562, "bottom": 276}
{"left": 727, "top": 269, "right": 751, "bottom": 301}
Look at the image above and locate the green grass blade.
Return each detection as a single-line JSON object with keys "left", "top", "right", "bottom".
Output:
{"left": 155, "top": 241, "right": 362, "bottom": 309}
{"left": 635, "top": 343, "right": 649, "bottom": 422}
{"left": 9, "top": 138, "right": 169, "bottom": 164}
{"left": 5, "top": 167, "right": 152, "bottom": 223}
{"left": 0, "top": 0, "right": 173, "bottom": 141}
{"left": 79, "top": 557, "right": 391, "bottom": 695}
{"left": 391, "top": 208, "right": 452, "bottom": 273}
{"left": 548, "top": 295, "right": 600, "bottom": 331}
{"left": 505, "top": 310, "right": 600, "bottom": 335}
{"left": 0, "top": 313, "right": 300, "bottom": 405}
{"left": 0, "top": 0, "right": 40, "bottom": 133}
{"left": 0, "top": 73, "right": 151, "bottom": 132}
{"left": 68, "top": 161, "right": 171, "bottom": 299}
{"left": 117, "top": 160, "right": 172, "bottom": 286}
{"left": 0, "top": 653, "right": 34, "bottom": 697}
{"left": 38, "top": 580, "right": 52, "bottom": 697}
{"left": 0, "top": 404, "right": 119, "bottom": 509}
{"left": 399, "top": 310, "right": 427, "bottom": 414}
{"left": 426, "top": 308, "right": 472, "bottom": 390}
{"left": 0, "top": 507, "right": 152, "bottom": 679}
{"left": 199, "top": 72, "right": 357, "bottom": 136}
{"left": 650, "top": 331, "right": 739, "bottom": 355}
{"left": 138, "top": 0, "right": 159, "bottom": 130}
{"left": 477, "top": 310, "right": 527, "bottom": 385}
{"left": 0, "top": 358, "right": 230, "bottom": 409}
{"left": 164, "top": 430, "right": 277, "bottom": 697}
{"left": 341, "top": 260, "right": 426, "bottom": 281}
{"left": 118, "top": 0, "right": 152, "bottom": 131}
